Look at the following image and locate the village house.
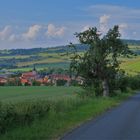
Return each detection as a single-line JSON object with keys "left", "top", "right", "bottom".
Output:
{"left": 20, "top": 70, "right": 38, "bottom": 85}
{"left": 48, "top": 74, "right": 71, "bottom": 86}
{"left": 0, "top": 76, "right": 7, "bottom": 85}
{"left": 20, "top": 65, "right": 40, "bottom": 85}
{"left": 20, "top": 66, "right": 49, "bottom": 85}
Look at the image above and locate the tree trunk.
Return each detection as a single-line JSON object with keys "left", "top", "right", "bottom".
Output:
{"left": 102, "top": 79, "right": 109, "bottom": 97}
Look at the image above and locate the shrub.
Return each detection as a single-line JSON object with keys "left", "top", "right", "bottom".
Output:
{"left": 56, "top": 80, "right": 67, "bottom": 86}
{"left": 0, "top": 101, "right": 50, "bottom": 134}
{"left": 128, "top": 75, "right": 140, "bottom": 90}
{"left": 0, "top": 97, "right": 87, "bottom": 135}
{"left": 32, "top": 80, "right": 41, "bottom": 86}
{"left": 70, "top": 80, "right": 79, "bottom": 86}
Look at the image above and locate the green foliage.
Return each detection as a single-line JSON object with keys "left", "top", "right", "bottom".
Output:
{"left": 32, "top": 80, "right": 41, "bottom": 86}
{"left": 56, "top": 79, "right": 67, "bottom": 86}
{"left": 108, "top": 72, "right": 140, "bottom": 95}
{"left": 128, "top": 75, "right": 140, "bottom": 90}
{"left": 70, "top": 80, "right": 79, "bottom": 86}
{"left": 69, "top": 25, "right": 132, "bottom": 96}
{"left": 0, "top": 101, "right": 50, "bottom": 134}
{"left": 24, "top": 82, "right": 30, "bottom": 86}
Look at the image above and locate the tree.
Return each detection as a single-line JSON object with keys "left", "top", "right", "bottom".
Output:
{"left": 69, "top": 25, "right": 132, "bottom": 96}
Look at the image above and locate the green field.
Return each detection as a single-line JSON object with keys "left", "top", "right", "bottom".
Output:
{"left": 120, "top": 56, "right": 140, "bottom": 75}
{"left": 0, "top": 86, "right": 81, "bottom": 103}
{"left": 0, "top": 86, "right": 134, "bottom": 140}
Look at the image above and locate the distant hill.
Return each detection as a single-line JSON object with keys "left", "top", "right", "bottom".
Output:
{"left": 0, "top": 39, "right": 140, "bottom": 71}
{"left": 123, "top": 39, "right": 140, "bottom": 46}
{"left": 0, "top": 44, "right": 88, "bottom": 56}
{"left": 0, "top": 39, "right": 140, "bottom": 57}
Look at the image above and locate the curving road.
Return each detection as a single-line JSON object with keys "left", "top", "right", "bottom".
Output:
{"left": 61, "top": 92, "right": 140, "bottom": 140}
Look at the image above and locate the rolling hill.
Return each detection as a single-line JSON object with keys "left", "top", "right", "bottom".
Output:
{"left": 0, "top": 39, "right": 140, "bottom": 75}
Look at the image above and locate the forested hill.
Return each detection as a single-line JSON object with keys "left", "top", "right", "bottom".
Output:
{"left": 0, "top": 44, "right": 88, "bottom": 56}
{"left": 0, "top": 39, "right": 140, "bottom": 56}
{"left": 123, "top": 39, "right": 140, "bottom": 46}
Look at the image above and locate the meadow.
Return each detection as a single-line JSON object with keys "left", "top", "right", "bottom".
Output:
{"left": 120, "top": 56, "right": 140, "bottom": 75}
{"left": 0, "top": 86, "right": 79, "bottom": 103}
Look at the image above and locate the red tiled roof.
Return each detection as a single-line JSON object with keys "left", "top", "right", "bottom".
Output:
{"left": 49, "top": 74, "right": 71, "bottom": 81}
{"left": 21, "top": 72, "right": 37, "bottom": 79}
{"left": 22, "top": 72, "right": 36, "bottom": 76}
{"left": 21, "top": 79, "right": 28, "bottom": 84}
{"left": 0, "top": 77, "right": 7, "bottom": 83}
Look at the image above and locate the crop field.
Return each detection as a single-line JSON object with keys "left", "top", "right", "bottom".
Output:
{"left": 0, "top": 45, "right": 140, "bottom": 74}
{"left": 120, "top": 56, "right": 140, "bottom": 75}
{"left": 0, "top": 86, "right": 81, "bottom": 103}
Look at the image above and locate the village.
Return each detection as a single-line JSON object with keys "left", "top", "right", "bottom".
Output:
{"left": 0, "top": 67, "right": 83, "bottom": 86}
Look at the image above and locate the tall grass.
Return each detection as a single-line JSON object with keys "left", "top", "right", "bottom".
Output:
{"left": 0, "top": 90, "right": 134, "bottom": 140}
{"left": 0, "top": 96, "right": 88, "bottom": 135}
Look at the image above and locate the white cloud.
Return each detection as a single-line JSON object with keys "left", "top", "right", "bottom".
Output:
{"left": 119, "top": 23, "right": 128, "bottom": 37}
{"left": 22, "top": 25, "right": 42, "bottom": 40}
{"left": 87, "top": 4, "right": 140, "bottom": 20}
{"left": 85, "top": 4, "right": 140, "bottom": 39}
{"left": 81, "top": 25, "right": 91, "bottom": 32}
{"left": 0, "top": 24, "right": 70, "bottom": 49}
{"left": 0, "top": 26, "right": 12, "bottom": 41}
{"left": 99, "top": 15, "right": 110, "bottom": 25}
{"left": 0, "top": 24, "right": 68, "bottom": 47}
{"left": 119, "top": 23, "right": 128, "bottom": 29}
{"left": 133, "top": 31, "right": 137, "bottom": 36}
{"left": 46, "top": 24, "right": 66, "bottom": 38}
{"left": 99, "top": 15, "right": 110, "bottom": 33}
{"left": 8, "top": 34, "right": 21, "bottom": 42}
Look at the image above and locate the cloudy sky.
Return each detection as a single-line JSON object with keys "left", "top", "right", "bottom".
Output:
{"left": 0, "top": 0, "right": 140, "bottom": 49}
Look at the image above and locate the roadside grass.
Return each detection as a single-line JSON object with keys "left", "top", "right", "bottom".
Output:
{"left": 0, "top": 89, "right": 134, "bottom": 140}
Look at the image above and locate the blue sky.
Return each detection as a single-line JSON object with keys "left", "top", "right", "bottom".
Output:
{"left": 0, "top": 0, "right": 140, "bottom": 49}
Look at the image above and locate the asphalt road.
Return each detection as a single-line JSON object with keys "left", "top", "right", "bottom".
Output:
{"left": 61, "top": 92, "right": 140, "bottom": 140}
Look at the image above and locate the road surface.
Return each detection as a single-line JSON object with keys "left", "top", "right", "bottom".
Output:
{"left": 61, "top": 92, "right": 140, "bottom": 140}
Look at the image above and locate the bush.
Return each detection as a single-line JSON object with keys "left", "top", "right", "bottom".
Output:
{"left": 0, "top": 83, "right": 5, "bottom": 86}
{"left": 109, "top": 73, "right": 140, "bottom": 95}
{"left": 56, "top": 80, "right": 67, "bottom": 86}
{"left": 0, "top": 97, "right": 87, "bottom": 135}
{"left": 0, "top": 101, "right": 50, "bottom": 134}
{"left": 70, "top": 80, "right": 79, "bottom": 86}
{"left": 128, "top": 75, "right": 140, "bottom": 90}
{"left": 32, "top": 80, "right": 41, "bottom": 86}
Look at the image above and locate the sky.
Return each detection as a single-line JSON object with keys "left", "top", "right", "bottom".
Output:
{"left": 0, "top": 0, "right": 140, "bottom": 49}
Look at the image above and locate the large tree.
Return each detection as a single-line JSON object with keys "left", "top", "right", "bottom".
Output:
{"left": 69, "top": 25, "right": 131, "bottom": 96}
